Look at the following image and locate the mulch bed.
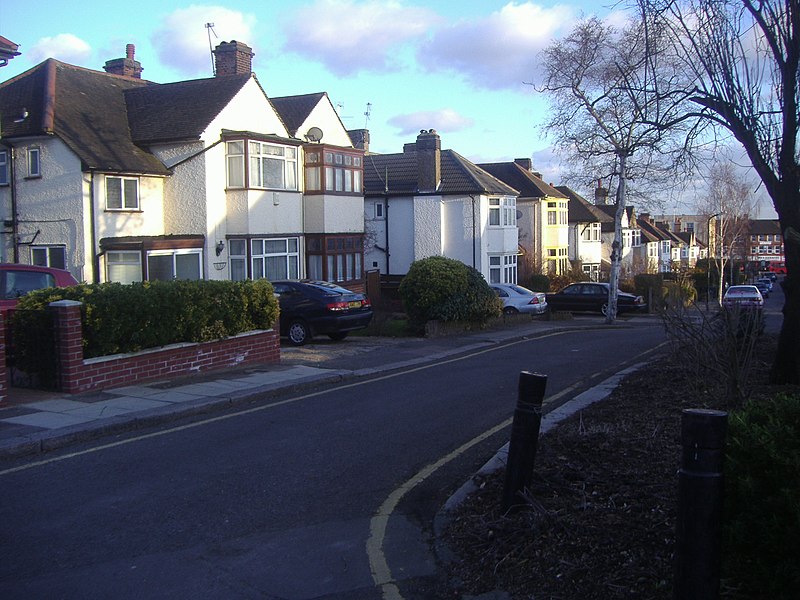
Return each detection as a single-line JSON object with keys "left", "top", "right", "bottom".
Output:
{"left": 440, "top": 333, "right": 792, "bottom": 599}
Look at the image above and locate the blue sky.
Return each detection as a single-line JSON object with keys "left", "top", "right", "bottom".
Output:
{"left": 0, "top": 1, "right": 625, "bottom": 175}
{"left": 0, "top": 1, "right": 778, "bottom": 218}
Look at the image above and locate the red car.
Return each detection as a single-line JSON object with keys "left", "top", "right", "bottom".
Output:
{"left": 0, "top": 263, "right": 79, "bottom": 310}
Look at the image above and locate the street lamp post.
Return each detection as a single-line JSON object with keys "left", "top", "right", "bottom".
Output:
{"left": 706, "top": 213, "right": 720, "bottom": 311}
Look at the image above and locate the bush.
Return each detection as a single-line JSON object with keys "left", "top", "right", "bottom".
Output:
{"left": 524, "top": 274, "right": 550, "bottom": 292}
{"left": 398, "top": 256, "right": 501, "bottom": 329}
{"left": 723, "top": 393, "right": 800, "bottom": 598}
{"left": 11, "top": 279, "right": 279, "bottom": 378}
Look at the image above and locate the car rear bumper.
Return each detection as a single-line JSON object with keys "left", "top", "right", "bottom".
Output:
{"left": 309, "top": 311, "right": 374, "bottom": 334}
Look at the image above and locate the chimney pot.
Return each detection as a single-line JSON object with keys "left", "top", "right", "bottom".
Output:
{"left": 103, "top": 43, "right": 143, "bottom": 78}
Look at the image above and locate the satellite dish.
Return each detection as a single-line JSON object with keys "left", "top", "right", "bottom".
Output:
{"left": 306, "top": 127, "right": 323, "bottom": 142}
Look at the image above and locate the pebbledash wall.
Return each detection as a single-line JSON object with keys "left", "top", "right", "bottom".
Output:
{"left": 48, "top": 300, "right": 280, "bottom": 395}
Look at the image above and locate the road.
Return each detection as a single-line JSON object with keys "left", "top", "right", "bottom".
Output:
{"left": 1, "top": 322, "right": 666, "bottom": 599}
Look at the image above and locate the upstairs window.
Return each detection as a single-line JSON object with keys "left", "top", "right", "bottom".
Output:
{"left": 489, "top": 197, "right": 516, "bottom": 227}
{"left": 32, "top": 246, "right": 67, "bottom": 270}
{"left": 27, "top": 147, "right": 41, "bottom": 178}
{"left": 226, "top": 139, "right": 299, "bottom": 191}
{"left": 0, "top": 150, "right": 8, "bottom": 185}
{"left": 106, "top": 176, "right": 139, "bottom": 210}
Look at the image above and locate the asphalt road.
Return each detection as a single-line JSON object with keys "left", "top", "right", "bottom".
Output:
{"left": 1, "top": 322, "right": 667, "bottom": 599}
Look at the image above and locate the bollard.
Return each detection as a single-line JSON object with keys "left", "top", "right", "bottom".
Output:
{"left": 502, "top": 371, "right": 547, "bottom": 513}
{"left": 673, "top": 408, "right": 728, "bottom": 600}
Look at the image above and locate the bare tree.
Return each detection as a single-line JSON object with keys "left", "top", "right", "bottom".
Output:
{"left": 640, "top": 0, "right": 800, "bottom": 382}
{"left": 538, "top": 16, "right": 696, "bottom": 323}
{"left": 698, "top": 163, "right": 756, "bottom": 303}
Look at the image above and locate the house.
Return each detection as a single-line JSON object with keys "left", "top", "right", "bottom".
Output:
{"left": 0, "top": 36, "right": 20, "bottom": 68}
{"left": 0, "top": 41, "right": 367, "bottom": 290}
{"left": 746, "top": 219, "right": 784, "bottom": 274}
{"left": 555, "top": 185, "right": 613, "bottom": 281}
{"left": 362, "top": 129, "right": 520, "bottom": 284}
{"left": 591, "top": 183, "right": 641, "bottom": 274}
{"left": 637, "top": 215, "right": 676, "bottom": 272}
{"left": 478, "top": 159, "right": 570, "bottom": 278}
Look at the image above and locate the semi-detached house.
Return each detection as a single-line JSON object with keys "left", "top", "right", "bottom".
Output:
{"left": 0, "top": 41, "right": 367, "bottom": 291}
{"left": 362, "top": 129, "right": 520, "bottom": 284}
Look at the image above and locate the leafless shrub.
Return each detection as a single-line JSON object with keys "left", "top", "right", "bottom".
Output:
{"left": 660, "top": 300, "right": 762, "bottom": 407}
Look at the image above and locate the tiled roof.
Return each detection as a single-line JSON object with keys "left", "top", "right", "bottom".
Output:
{"left": 125, "top": 74, "right": 252, "bottom": 144}
{"left": 270, "top": 92, "right": 327, "bottom": 137}
{"left": 363, "top": 149, "right": 518, "bottom": 196}
{"left": 749, "top": 219, "right": 781, "bottom": 234}
{"left": 0, "top": 60, "right": 168, "bottom": 175}
{"left": 555, "top": 186, "right": 614, "bottom": 223}
{"left": 478, "top": 162, "right": 566, "bottom": 199}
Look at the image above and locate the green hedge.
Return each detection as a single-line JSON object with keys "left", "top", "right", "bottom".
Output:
{"left": 11, "top": 279, "right": 279, "bottom": 373}
{"left": 398, "top": 256, "right": 501, "bottom": 329}
{"left": 723, "top": 393, "right": 800, "bottom": 598}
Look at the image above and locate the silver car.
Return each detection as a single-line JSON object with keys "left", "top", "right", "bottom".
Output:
{"left": 491, "top": 283, "right": 548, "bottom": 315}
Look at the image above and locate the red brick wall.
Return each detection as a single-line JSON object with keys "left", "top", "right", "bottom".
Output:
{"left": 0, "top": 311, "right": 7, "bottom": 403}
{"left": 50, "top": 300, "right": 280, "bottom": 395}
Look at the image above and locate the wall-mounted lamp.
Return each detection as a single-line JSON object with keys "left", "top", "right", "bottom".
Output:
{"left": 215, "top": 240, "right": 225, "bottom": 256}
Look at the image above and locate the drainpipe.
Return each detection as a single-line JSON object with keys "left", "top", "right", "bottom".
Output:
{"left": 470, "top": 195, "right": 477, "bottom": 269}
{"left": 384, "top": 167, "right": 390, "bottom": 275}
{"left": 6, "top": 144, "right": 19, "bottom": 262}
{"left": 88, "top": 171, "right": 99, "bottom": 282}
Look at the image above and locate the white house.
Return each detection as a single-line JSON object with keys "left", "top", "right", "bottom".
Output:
{"left": 362, "top": 129, "right": 520, "bottom": 284}
{"left": 478, "top": 159, "right": 570, "bottom": 278}
{"left": 0, "top": 41, "right": 367, "bottom": 290}
{"left": 556, "top": 185, "right": 613, "bottom": 281}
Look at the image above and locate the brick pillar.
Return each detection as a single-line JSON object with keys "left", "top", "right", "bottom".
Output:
{"left": 0, "top": 311, "right": 6, "bottom": 404}
{"left": 49, "top": 300, "right": 85, "bottom": 394}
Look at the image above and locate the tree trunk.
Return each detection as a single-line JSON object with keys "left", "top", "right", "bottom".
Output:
{"left": 606, "top": 153, "right": 628, "bottom": 324}
{"left": 770, "top": 217, "right": 800, "bottom": 384}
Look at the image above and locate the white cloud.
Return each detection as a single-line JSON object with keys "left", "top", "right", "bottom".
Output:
{"left": 28, "top": 34, "right": 92, "bottom": 64}
{"left": 416, "top": 2, "right": 577, "bottom": 91}
{"left": 388, "top": 108, "right": 474, "bottom": 136}
{"left": 151, "top": 5, "right": 256, "bottom": 76}
{"left": 282, "top": 0, "right": 441, "bottom": 76}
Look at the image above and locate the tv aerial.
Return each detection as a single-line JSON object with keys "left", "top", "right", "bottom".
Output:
{"left": 206, "top": 23, "right": 218, "bottom": 75}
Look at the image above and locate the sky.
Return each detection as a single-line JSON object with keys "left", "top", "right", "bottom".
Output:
{"left": 0, "top": 0, "right": 778, "bottom": 218}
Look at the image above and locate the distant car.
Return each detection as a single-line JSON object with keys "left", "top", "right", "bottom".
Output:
{"left": 546, "top": 282, "right": 646, "bottom": 316}
{"left": 0, "top": 263, "right": 79, "bottom": 310}
{"left": 754, "top": 281, "right": 770, "bottom": 298}
{"left": 491, "top": 284, "right": 548, "bottom": 315}
{"left": 756, "top": 277, "right": 773, "bottom": 292}
{"left": 722, "top": 285, "right": 764, "bottom": 310}
{"left": 272, "top": 280, "right": 373, "bottom": 346}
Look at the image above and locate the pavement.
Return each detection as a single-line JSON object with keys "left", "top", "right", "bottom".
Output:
{"left": 0, "top": 315, "right": 648, "bottom": 460}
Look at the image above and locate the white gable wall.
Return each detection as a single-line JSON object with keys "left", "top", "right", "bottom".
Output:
{"left": 296, "top": 100, "right": 353, "bottom": 147}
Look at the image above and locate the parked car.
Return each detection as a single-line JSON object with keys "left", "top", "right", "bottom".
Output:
{"left": 0, "top": 263, "right": 79, "bottom": 310}
{"left": 754, "top": 281, "right": 770, "bottom": 298}
{"left": 491, "top": 284, "right": 548, "bottom": 315}
{"left": 546, "top": 282, "right": 646, "bottom": 316}
{"left": 272, "top": 280, "right": 373, "bottom": 346}
{"left": 722, "top": 285, "right": 764, "bottom": 310}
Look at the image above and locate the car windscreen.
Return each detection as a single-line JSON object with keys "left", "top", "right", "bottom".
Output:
{"left": 1, "top": 270, "right": 56, "bottom": 299}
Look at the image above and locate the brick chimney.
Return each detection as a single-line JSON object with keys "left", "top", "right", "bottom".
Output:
{"left": 213, "top": 41, "right": 254, "bottom": 76}
{"left": 514, "top": 158, "right": 532, "bottom": 171}
{"left": 416, "top": 129, "right": 441, "bottom": 192}
{"left": 103, "top": 44, "right": 143, "bottom": 78}
{"left": 594, "top": 179, "right": 609, "bottom": 205}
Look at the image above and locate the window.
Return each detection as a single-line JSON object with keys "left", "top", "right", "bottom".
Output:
{"left": 27, "top": 147, "right": 41, "bottom": 177}
{"left": 251, "top": 237, "right": 300, "bottom": 280}
{"left": 226, "top": 141, "right": 245, "bottom": 188}
{"left": 374, "top": 202, "right": 384, "bottom": 219}
{"left": 106, "top": 176, "right": 139, "bottom": 210}
{"left": 32, "top": 246, "right": 66, "bottom": 270}
{"left": 229, "top": 239, "right": 247, "bottom": 281}
{"left": 489, "top": 198, "right": 516, "bottom": 227}
{"left": 225, "top": 140, "right": 298, "bottom": 190}
{"left": 306, "top": 235, "right": 364, "bottom": 283}
{"left": 0, "top": 150, "right": 8, "bottom": 185}
{"left": 489, "top": 254, "right": 517, "bottom": 284}
{"left": 147, "top": 250, "right": 202, "bottom": 281}
{"left": 106, "top": 251, "right": 142, "bottom": 284}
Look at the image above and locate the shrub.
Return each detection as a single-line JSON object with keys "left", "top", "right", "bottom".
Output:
{"left": 398, "top": 256, "right": 501, "bottom": 329}
{"left": 723, "top": 393, "right": 800, "bottom": 598}
{"left": 11, "top": 279, "right": 279, "bottom": 379}
{"left": 524, "top": 274, "right": 550, "bottom": 292}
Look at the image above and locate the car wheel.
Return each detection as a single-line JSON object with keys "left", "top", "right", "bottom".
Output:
{"left": 328, "top": 332, "right": 348, "bottom": 341}
{"left": 503, "top": 306, "right": 518, "bottom": 316}
{"left": 601, "top": 302, "right": 609, "bottom": 316}
{"left": 287, "top": 320, "right": 311, "bottom": 346}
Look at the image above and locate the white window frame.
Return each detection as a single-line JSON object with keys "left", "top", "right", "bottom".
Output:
{"left": 0, "top": 150, "right": 8, "bottom": 185}
{"left": 374, "top": 202, "right": 384, "bottom": 219}
{"left": 251, "top": 237, "right": 300, "bottom": 280}
{"left": 249, "top": 141, "right": 297, "bottom": 191}
{"left": 27, "top": 147, "right": 41, "bottom": 178}
{"left": 489, "top": 197, "right": 516, "bottom": 227}
{"left": 106, "top": 175, "right": 140, "bottom": 210}
{"left": 228, "top": 239, "right": 247, "bottom": 281}
{"left": 106, "top": 251, "right": 143, "bottom": 284}
{"left": 32, "top": 245, "right": 67, "bottom": 270}
{"left": 489, "top": 254, "right": 517, "bottom": 284}
{"left": 226, "top": 141, "right": 245, "bottom": 188}
{"left": 146, "top": 249, "right": 202, "bottom": 281}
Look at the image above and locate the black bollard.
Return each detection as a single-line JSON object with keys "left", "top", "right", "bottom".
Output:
{"left": 502, "top": 371, "right": 547, "bottom": 513}
{"left": 673, "top": 408, "right": 728, "bottom": 600}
